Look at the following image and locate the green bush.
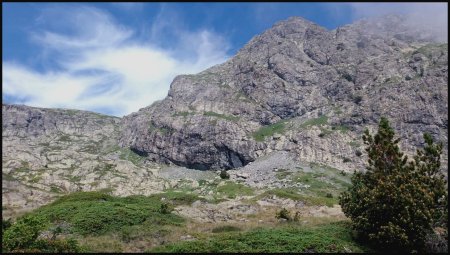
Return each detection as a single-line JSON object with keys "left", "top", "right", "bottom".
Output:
{"left": 211, "top": 225, "right": 241, "bottom": 233}
{"left": 276, "top": 208, "right": 292, "bottom": 221}
{"left": 219, "top": 170, "right": 230, "bottom": 179}
{"left": 293, "top": 212, "right": 301, "bottom": 222}
{"left": 30, "top": 238, "right": 82, "bottom": 253}
{"left": 159, "top": 202, "right": 174, "bottom": 214}
{"left": 352, "top": 95, "right": 362, "bottom": 104}
{"left": 27, "top": 191, "right": 186, "bottom": 236}
{"left": 342, "top": 157, "right": 351, "bottom": 163}
{"left": 339, "top": 117, "right": 448, "bottom": 252}
{"left": 2, "top": 216, "right": 47, "bottom": 252}
{"left": 2, "top": 215, "right": 81, "bottom": 253}
{"left": 2, "top": 218, "right": 12, "bottom": 234}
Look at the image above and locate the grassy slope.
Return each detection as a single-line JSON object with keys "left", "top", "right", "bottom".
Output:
{"left": 149, "top": 221, "right": 373, "bottom": 253}
{"left": 25, "top": 191, "right": 190, "bottom": 236}
{"left": 9, "top": 164, "right": 374, "bottom": 253}
{"left": 16, "top": 191, "right": 198, "bottom": 252}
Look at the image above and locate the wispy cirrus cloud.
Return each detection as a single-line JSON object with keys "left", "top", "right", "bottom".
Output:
{"left": 3, "top": 5, "right": 230, "bottom": 116}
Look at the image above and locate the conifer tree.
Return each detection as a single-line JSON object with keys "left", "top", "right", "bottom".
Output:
{"left": 339, "top": 117, "right": 448, "bottom": 252}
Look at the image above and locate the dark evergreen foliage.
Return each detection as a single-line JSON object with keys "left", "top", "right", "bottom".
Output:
{"left": 339, "top": 117, "right": 448, "bottom": 252}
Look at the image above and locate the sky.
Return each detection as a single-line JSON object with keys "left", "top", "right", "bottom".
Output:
{"left": 2, "top": 2, "right": 448, "bottom": 117}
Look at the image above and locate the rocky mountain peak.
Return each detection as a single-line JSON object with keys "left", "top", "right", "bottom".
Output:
{"left": 118, "top": 15, "right": 448, "bottom": 171}
{"left": 3, "top": 15, "right": 447, "bottom": 172}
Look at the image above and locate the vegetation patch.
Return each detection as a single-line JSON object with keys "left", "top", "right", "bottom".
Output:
{"left": 300, "top": 115, "right": 328, "bottom": 128}
{"left": 413, "top": 43, "right": 448, "bottom": 58}
{"left": 203, "top": 111, "right": 239, "bottom": 121}
{"left": 2, "top": 173, "right": 18, "bottom": 182}
{"left": 30, "top": 174, "right": 43, "bottom": 183}
{"left": 261, "top": 188, "right": 304, "bottom": 201}
{"left": 65, "top": 109, "right": 79, "bottom": 116}
{"left": 119, "top": 148, "right": 145, "bottom": 166}
{"left": 216, "top": 182, "right": 254, "bottom": 199}
{"left": 339, "top": 118, "right": 448, "bottom": 252}
{"left": 58, "top": 134, "right": 72, "bottom": 142}
{"left": 331, "top": 124, "right": 350, "bottom": 133}
{"left": 172, "top": 111, "right": 196, "bottom": 117}
{"left": 149, "top": 221, "right": 373, "bottom": 253}
{"left": 275, "top": 169, "right": 292, "bottom": 180}
{"left": 16, "top": 161, "right": 30, "bottom": 172}
{"left": 211, "top": 225, "right": 241, "bottom": 233}
{"left": 318, "top": 127, "right": 333, "bottom": 137}
{"left": 333, "top": 106, "right": 343, "bottom": 115}
{"left": 93, "top": 163, "right": 115, "bottom": 178}
{"left": 24, "top": 191, "right": 187, "bottom": 237}
{"left": 2, "top": 215, "right": 83, "bottom": 253}
{"left": 151, "top": 190, "right": 201, "bottom": 206}
{"left": 252, "top": 120, "right": 287, "bottom": 142}
{"left": 148, "top": 122, "right": 174, "bottom": 135}
{"left": 348, "top": 141, "right": 360, "bottom": 147}
{"left": 49, "top": 185, "right": 63, "bottom": 194}
{"left": 67, "top": 174, "right": 82, "bottom": 182}
{"left": 234, "top": 91, "right": 257, "bottom": 104}
{"left": 383, "top": 76, "right": 402, "bottom": 86}
{"left": 259, "top": 166, "right": 352, "bottom": 207}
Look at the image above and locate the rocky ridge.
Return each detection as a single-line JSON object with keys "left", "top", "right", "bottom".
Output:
{"left": 119, "top": 15, "right": 448, "bottom": 171}
{"left": 2, "top": 105, "right": 167, "bottom": 217}
{"left": 2, "top": 15, "right": 448, "bottom": 218}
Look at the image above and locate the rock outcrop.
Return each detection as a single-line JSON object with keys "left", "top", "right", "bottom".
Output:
{"left": 4, "top": 14, "right": 447, "bottom": 219}
{"left": 118, "top": 15, "right": 448, "bottom": 170}
{"left": 2, "top": 105, "right": 168, "bottom": 217}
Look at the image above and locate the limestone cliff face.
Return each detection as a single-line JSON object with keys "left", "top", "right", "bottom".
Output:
{"left": 2, "top": 15, "right": 448, "bottom": 217}
{"left": 2, "top": 105, "right": 166, "bottom": 217}
{"left": 118, "top": 15, "right": 448, "bottom": 170}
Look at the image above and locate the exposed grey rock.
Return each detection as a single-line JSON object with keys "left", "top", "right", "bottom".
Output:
{"left": 118, "top": 15, "right": 448, "bottom": 171}
{"left": 2, "top": 14, "right": 448, "bottom": 218}
{"left": 2, "top": 105, "right": 167, "bottom": 217}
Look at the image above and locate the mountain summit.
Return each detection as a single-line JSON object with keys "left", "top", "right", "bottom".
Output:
{"left": 117, "top": 15, "right": 448, "bottom": 170}
{"left": 2, "top": 14, "right": 447, "bottom": 218}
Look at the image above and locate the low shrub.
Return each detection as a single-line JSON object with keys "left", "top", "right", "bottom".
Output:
{"left": 276, "top": 208, "right": 292, "bottom": 221}
{"left": 219, "top": 170, "right": 230, "bottom": 179}
{"left": 211, "top": 225, "right": 241, "bottom": 233}
{"left": 159, "top": 202, "right": 174, "bottom": 214}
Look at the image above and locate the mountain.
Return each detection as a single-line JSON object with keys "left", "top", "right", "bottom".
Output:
{"left": 2, "top": 104, "right": 169, "bottom": 217}
{"left": 2, "top": 15, "right": 448, "bottom": 217}
{"left": 118, "top": 15, "right": 448, "bottom": 170}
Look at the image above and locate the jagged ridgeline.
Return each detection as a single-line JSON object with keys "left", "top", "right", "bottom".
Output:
{"left": 3, "top": 15, "right": 448, "bottom": 174}
{"left": 118, "top": 15, "right": 448, "bottom": 170}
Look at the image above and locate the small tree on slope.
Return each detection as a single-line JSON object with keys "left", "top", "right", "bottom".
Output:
{"left": 339, "top": 117, "right": 447, "bottom": 252}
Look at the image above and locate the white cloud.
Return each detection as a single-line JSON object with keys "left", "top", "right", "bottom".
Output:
{"left": 33, "top": 6, "right": 133, "bottom": 50}
{"left": 348, "top": 3, "right": 448, "bottom": 42}
{"left": 3, "top": 5, "right": 231, "bottom": 116}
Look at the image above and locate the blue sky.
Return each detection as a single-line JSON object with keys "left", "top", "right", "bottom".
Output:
{"left": 2, "top": 2, "right": 447, "bottom": 116}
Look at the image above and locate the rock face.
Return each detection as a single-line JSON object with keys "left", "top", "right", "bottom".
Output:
{"left": 2, "top": 16, "right": 448, "bottom": 215}
{"left": 2, "top": 105, "right": 168, "bottom": 217}
{"left": 119, "top": 15, "right": 448, "bottom": 170}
